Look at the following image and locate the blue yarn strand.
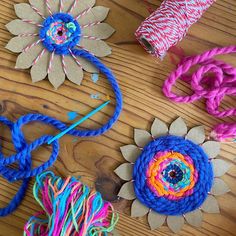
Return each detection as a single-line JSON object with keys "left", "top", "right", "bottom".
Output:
{"left": 0, "top": 48, "right": 123, "bottom": 217}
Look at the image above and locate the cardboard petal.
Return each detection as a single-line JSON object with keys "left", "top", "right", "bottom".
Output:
{"left": 169, "top": 117, "right": 188, "bottom": 136}
{"left": 212, "top": 159, "right": 231, "bottom": 177}
{"left": 6, "top": 19, "right": 38, "bottom": 35}
{"left": 78, "top": 6, "right": 109, "bottom": 25}
{"left": 185, "top": 209, "right": 202, "bottom": 227}
{"left": 31, "top": 50, "right": 50, "bottom": 82}
{"left": 120, "top": 145, "right": 141, "bottom": 163}
{"left": 186, "top": 126, "right": 205, "bottom": 144}
{"left": 79, "top": 39, "right": 111, "bottom": 57}
{"left": 6, "top": 36, "right": 38, "bottom": 53}
{"left": 48, "top": 0, "right": 60, "bottom": 14}
{"left": 202, "top": 141, "right": 221, "bottom": 159}
{"left": 201, "top": 195, "right": 220, "bottom": 213}
{"left": 82, "top": 23, "right": 115, "bottom": 39}
{"left": 131, "top": 199, "right": 149, "bottom": 217}
{"left": 114, "top": 163, "right": 133, "bottom": 181}
{"left": 29, "top": 0, "right": 48, "bottom": 17}
{"left": 151, "top": 118, "right": 168, "bottom": 138}
{"left": 134, "top": 129, "right": 152, "bottom": 148}
{"left": 110, "top": 229, "right": 120, "bottom": 236}
{"left": 79, "top": 57, "right": 99, "bottom": 73}
{"left": 118, "top": 181, "right": 136, "bottom": 200}
{"left": 211, "top": 178, "right": 230, "bottom": 196}
{"left": 167, "top": 215, "right": 185, "bottom": 233}
{"left": 64, "top": 56, "right": 84, "bottom": 85}
{"left": 148, "top": 211, "right": 166, "bottom": 230}
{"left": 48, "top": 55, "right": 65, "bottom": 89}
{"left": 14, "top": 3, "right": 42, "bottom": 22}
{"left": 16, "top": 44, "right": 44, "bottom": 69}
{"left": 70, "top": 0, "right": 96, "bottom": 17}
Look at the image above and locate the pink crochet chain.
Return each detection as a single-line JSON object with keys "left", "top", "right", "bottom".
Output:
{"left": 163, "top": 46, "right": 236, "bottom": 142}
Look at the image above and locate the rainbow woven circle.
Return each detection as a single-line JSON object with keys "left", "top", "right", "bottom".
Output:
{"left": 133, "top": 136, "right": 213, "bottom": 215}
{"left": 40, "top": 13, "right": 81, "bottom": 55}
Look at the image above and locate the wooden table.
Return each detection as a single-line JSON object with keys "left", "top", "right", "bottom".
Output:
{"left": 0, "top": 0, "right": 236, "bottom": 235}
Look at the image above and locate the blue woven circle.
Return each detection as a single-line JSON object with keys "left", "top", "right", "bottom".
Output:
{"left": 40, "top": 13, "right": 81, "bottom": 55}
{"left": 133, "top": 135, "right": 213, "bottom": 216}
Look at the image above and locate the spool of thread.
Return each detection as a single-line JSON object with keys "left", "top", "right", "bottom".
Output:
{"left": 135, "top": 0, "right": 215, "bottom": 58}
{"left": 163, "top": 45, "right": 236, "bottom": 142}
{"left": 24, "top": 171, "right": 119, "bottom": 236}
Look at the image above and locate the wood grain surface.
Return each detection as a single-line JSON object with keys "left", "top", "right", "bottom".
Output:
{"left": 0, "top": 0, "right": 236, "bottom": 235}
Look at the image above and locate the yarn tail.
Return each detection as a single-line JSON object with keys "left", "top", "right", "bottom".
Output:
{"left": 211, "top": 123, "right": 236, "bottom": 142}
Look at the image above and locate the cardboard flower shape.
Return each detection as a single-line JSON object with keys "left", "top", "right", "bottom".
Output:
{"left": 6, "top": 0, "right": 115, "bottom": 89}
{"left": 115, "top": 117, "right": 231, "bottom": 233}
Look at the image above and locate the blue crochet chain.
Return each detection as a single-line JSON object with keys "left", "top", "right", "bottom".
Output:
{"left": 1, "top": 13, "right": 123, "bottom": 216}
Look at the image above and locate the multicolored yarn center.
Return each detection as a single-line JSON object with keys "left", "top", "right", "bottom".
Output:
{"left": 47, "top": 20, "right": 76, "bottom": 45}
{"left": 24, "top": 172, "right": 118, "bottom": 236}
{"left": 147, "top": 151, "right": 198, "bottom": 200}
{"left": 40, "top": 13, "right": 81, "bottom": 54}
{"left": 133, "top": 136, "right": 213, "bottom": 215}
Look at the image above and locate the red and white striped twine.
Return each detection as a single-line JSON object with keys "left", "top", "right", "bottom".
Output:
{"left": 60, "top": 0, "right": 64, "bottom": 13}
{"left": 81, "top": 35, "right": 100, "bottom": 40}
{"left": 135, "top": 0, "right": 215, "bottom": 58}
{"left": 47, "top": 50, "right": 55, "bottom": 74}
{"left": 81, "top": 21, "right": 100, "bottom": 29}
{"left": 19, "top": 33, "right": 39, "bottom": 37}
{"left": 68, "top": 0, "right": 78, "bottom": 14}
{"left": 45, "top": 0, "right": 53, "bottom": 16}
{"left": 61, "top": 55, "right": 68, "bottom": 75}
{"left": 22, "top": 19, "right": 43, "bottom": 27}
{"left": 30, "top": 4, "right": 45, "bottom": 19}
{"left": 69, "top": 49, "right": 82, "bottom": 68}
{"left": 75, "top": 7, "right": 92, "bottom": 20}
{"left": 23, "top": 39, "right": 43, "bottom": 52}
{"left": 32, "top": 48, "right": 46, "bottom": 66}
{"left": 76, "top": 45, "right": 95, "bottom": 56}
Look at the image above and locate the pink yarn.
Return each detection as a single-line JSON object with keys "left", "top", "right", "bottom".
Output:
{"left": 135, "top": 0, "right": 214, "bottom": 58}
{"left": 212, "top": 123, "right": 236, "bottom": 142}
{"left": 163, "top": 45, "right": 236, "bottom": 142}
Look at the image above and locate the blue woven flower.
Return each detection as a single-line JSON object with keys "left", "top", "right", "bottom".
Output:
{"left": 6, "top": 0, "right": 115, "bottom": 89}
{"left": 115, "top": 117, "right": 231, "bottom": 233}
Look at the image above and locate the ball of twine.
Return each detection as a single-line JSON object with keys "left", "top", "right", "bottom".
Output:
{"left": 136, "top": 0, "right": 215, "bottom": 58}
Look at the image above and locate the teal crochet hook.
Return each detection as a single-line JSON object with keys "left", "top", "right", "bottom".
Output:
{"left": 48, "top": 100, "right": 110, "bottom": 144}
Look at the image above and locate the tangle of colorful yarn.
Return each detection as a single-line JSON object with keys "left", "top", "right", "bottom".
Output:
{"left": 135, "top": 0, "right": 214, "bottom": 58}
{"left": 0, "top": 48, "right": 122, "bottom": 217}
{"left": 163, "top": 45, "right": 236, "bottom": 142}
{"left": 24, "top": 171, "right": 119, "bottom": 236}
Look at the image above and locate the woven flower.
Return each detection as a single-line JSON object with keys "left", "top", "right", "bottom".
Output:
{"left": 115, "top": 117, "right": 231, "bottom": 233}
{"left": 6, "top": 0, "right": 115, "bottom": 89}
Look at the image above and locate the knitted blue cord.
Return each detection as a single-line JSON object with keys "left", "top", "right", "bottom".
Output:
{"left": 0, "top": 51, "right": 122, "bottom": 216}
{"left": 1, "top": 14, "right": 123, "bottom": 216}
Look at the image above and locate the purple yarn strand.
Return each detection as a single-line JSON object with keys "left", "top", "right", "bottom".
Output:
{"left": 163, "top": 45, "right": 236, "bottom": 141}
